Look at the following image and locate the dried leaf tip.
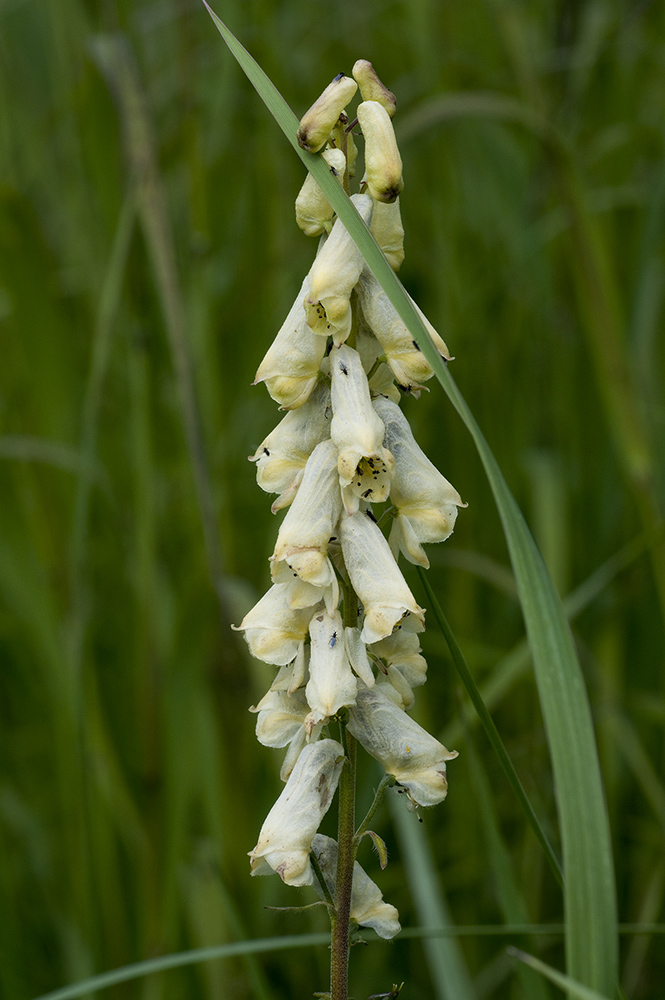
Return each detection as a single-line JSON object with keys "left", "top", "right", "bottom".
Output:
{"left": 297, "top": 75, "right": 358, "bottom": 153}
{"left": 352, "top": 60, "right": 397, "bottom": 117}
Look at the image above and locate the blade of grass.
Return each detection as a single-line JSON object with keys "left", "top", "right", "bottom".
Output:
{"left": 417, "top": 565, "right": 563, "bottom": 887}
{"left": 31, "top": 934, "right": 330, "bottom": 1000}
{"left": 200, "top": 10, "right": 618, "bottom": 994}
{"left": 389, "top": 795, "right": 476, "bottom": 1000}
{"left": 507, "top": 949, "right": 613, "bottom": 1000}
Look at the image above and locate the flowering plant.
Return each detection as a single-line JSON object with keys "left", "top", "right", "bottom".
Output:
{"left": 234, "top": 62, "right": 463, "bottom": 999}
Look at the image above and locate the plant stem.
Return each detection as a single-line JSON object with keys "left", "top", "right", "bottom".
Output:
{"left": 330, "top": 720, "right": 357, "bottom": 1000}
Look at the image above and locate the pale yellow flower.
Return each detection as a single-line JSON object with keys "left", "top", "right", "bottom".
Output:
{"left": 357, "top": 101, "right": 403, "bottom": 203}
{"left": 373, "top": 395, "right": 465, "bottom": 567}
{"left": 305, "top": 609, "right": 358, "bottom": 725}
{"left": 305, "top": 193, "right": 373, "bottom": 346}
{"left": 347, "top": 685, "right": 458, "bottom": 807}
{"left": 339, "top": 510, "right": 425, "bottom": 644}
{"left": 270, "top": 439, "right": 342, "bottom": 608}
{"left": 297, "top": 74, "right": 358, "bottom": 153}
{"left": 330, "top": 344, "right": 394, "bottom": 512}
{"left": 351, "top": 60, "right": 397, "bottom": 117}
{"left": 295, "top": 147, "right": 347, "bottom": 237}
{"left": 311, "top": 834, "right": 401, "bottom": 939}
{"left": 356, "top": 268, "right": 452, "bottom": 394}
{"left": 249, "top": 739, "right": 344, "bottom": 885}
{"left": 254, "top": 276, "right": 327, "bottom": 409}
{"left": 248, "top": 381, "right": 331, "bottom": 512}
{"left": 232, "top": 584, "right": 319, "bottom": 665}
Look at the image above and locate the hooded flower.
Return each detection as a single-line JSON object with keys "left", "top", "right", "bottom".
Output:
{"left": 305, "top": 193, "right": 373, "bottom": 346}
{"left": 370, "top": 197, "right": 405, "bottom": 272}
{"left": 355, "top": 268, "right": 452, "bottom": 394}
{"left": 295, "top": 147, "right": 347, "bottom": 237}
{"left": 347, "top": 684, "right": 458, "bottom": 807}
{"left": 305, "top": 609, "right": 358, "bottom": 725}
{"left": 232, "top": 583, "right": 319, "bottom": 665}
{"left": 356, "top": 313, "right": 401, "bottom": 403}
{"left": 297, "top": 74, "right": 358, "bottom": 153}
{"left": 357, "top": 100, "right": 403, "bottom": 203}
{"left": 249, "top": 381, "right": 332, "bottom": 512}
{"left": 339, "top": 509, "right": 425, "bottom": 644}
{"left": 250, "top": 686, "right": 321, "bottom": 781}
{"left": 370, "top": 630, "right": 427, "bottom": 709}
{"left": 254, "top": 276, "right": 327, "bottom": 409}
{"left": 270, "top": 438, "right": 342, "bottom": 609}
{"left": 311, "top": 834, "right": 401, "bottom": 939}
{"left": 352, "top": 60, "right": 397, "bottom": 117}
{"left": 249, "top": 738, "right": 345, "bottom": 885}
{"left": 330, "top": 344, "right": 394, "bottom": 512}
{"left": 373, "top": 395, "right": 465, "bottom": 567}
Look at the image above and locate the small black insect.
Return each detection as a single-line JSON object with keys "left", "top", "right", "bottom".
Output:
{"left": 339, "top": 362, "right": 348, "bottom": 375}
{"left": 329, "top": 631, "right": 337, "bottom": 648}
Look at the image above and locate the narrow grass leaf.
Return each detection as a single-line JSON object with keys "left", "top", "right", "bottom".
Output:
{"left": 507, "top": 949, "right": 613, "bottom": 1000}
{"left": 417, "top": 566, "right": 562, "bottom": 886}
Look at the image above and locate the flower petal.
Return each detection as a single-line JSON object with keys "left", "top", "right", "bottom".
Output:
{"left": 249, "top": 739, "right": 344, "bottom": 885}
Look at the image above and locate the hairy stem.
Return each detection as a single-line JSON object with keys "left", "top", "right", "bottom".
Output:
{"left": 330, "top": 720, "right": 357, "bottom": 1000}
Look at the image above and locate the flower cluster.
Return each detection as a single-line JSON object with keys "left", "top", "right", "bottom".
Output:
{"left": 235, "top": 62, "right": 463, "bottom": 932}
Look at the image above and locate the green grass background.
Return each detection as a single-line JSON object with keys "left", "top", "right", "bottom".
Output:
{"left": 1, "top": 1, "right": 664, "bottom": 998}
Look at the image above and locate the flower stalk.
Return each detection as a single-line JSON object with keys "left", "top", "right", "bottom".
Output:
{"left": 234, "top": 62, "right": 464, "bottom": 998}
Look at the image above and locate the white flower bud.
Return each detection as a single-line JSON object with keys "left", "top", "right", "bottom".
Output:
{"left": 344, "top": 626, "right": 375, "bottom": 688}
{"left": 311, "top": 834, "right": 401, "bottom": 939}
{"left": 306, "top": 610, "right": 358, "bottom": 724}
{"left": 248, "top": 381, "right": 332, "bottom": 512}
{"left": 370, "top": 197, "right": 405, "bottom": 271}
{"left": 352, "top": 61, "right": 397, "bottom": 117}
{"left": 356, "top": 268, "right": 452, "bottom": 394}
{"left": 249, "top": 739, "right": 345, "bottom": 885}
{"left": 373, "top": 396, "right": 465, "bottom": 567}
{"left": 270, "top": 439, "right": 343, "bottom": 600}
{"left": 357, "top": 101, "right": 403, "bottom": 203}
{"left": 330, "top": 345, "right": 394, "bottom": 512}
{"left": 251, "top": 687, "right": 310, "bottom": 749}
{"left": 232, "top": 584, "right": 319, "bottom": 665}
{"left": 297, "top": 74, "right": 358, "bottom": 153}
{"left": 339, "top": 510, "right": 425, "bottom": 644}
{"left": 250, "top": 685, "right": 321, "bottom": 780}
{"left": 371, "top": 630, "right": 427, "bottom": 709}
{"left": 305, "top": 193, "right": 373, "bottom": 346}
{"left": 296, "top": 147, "right": 347, "bottom": 237}
{"left": 356, "top": 314, "right": 400, "bottom": 403}
{"left": 347, "top": 685, "right": 458, "bottom": 807}
{"left": 254, "top": 276, "right": 327, "bottom": 409}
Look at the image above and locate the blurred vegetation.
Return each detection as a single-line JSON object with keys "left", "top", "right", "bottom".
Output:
{"left": 1, "top": 0, "right": 664, "bottom": 998}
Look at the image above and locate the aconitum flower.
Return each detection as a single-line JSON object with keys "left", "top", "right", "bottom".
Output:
{"left": 330, "top": 344, "right": 394, "bottom": 512}
{"left": 249, "top": 739, "right": 344, "bottom": 885}
{"left": 248, "top": 381, "right": 331, "bottom": 512}
{"left": 305, "top": 609, "right": 358, "bottom": 725}
{"left": 304, "top": 193, "right": 373, "bottom": 346}
{"left": 311, "top": 834, "right": 401, "bottom": 939}
{"left": 370, "top": 630, "right": 428, "bottom": 710}
{"left": 356, "top": 100, "right": 403, "bottom": 203}
{"left": 250, "top": 687, "right": 321, "bottom": 781}
{"left": 373, "top": 395, "right": 465, "bottom": 567}
{"left": 347, "top": 684, "right": 458, "bottom": 807}
{"left": 232, "top": 583, "right": 319, "bottom": 665}
{"left": 295, "top": 147, "right": 346, "bottom": 236}
{"left": 297, "top": 74, "right": 358, "bottom": 153}
{"left": 355, "top": 267, "right": 451, "bottom": 393}
{"left": 270, "top": 438, "right": 342, "bottom": 608}
{"left": 254, "top": 276, "right": 327, "bottom": 409}
{"left": 340, "top": 509, "right": 425, "bottom": 644}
